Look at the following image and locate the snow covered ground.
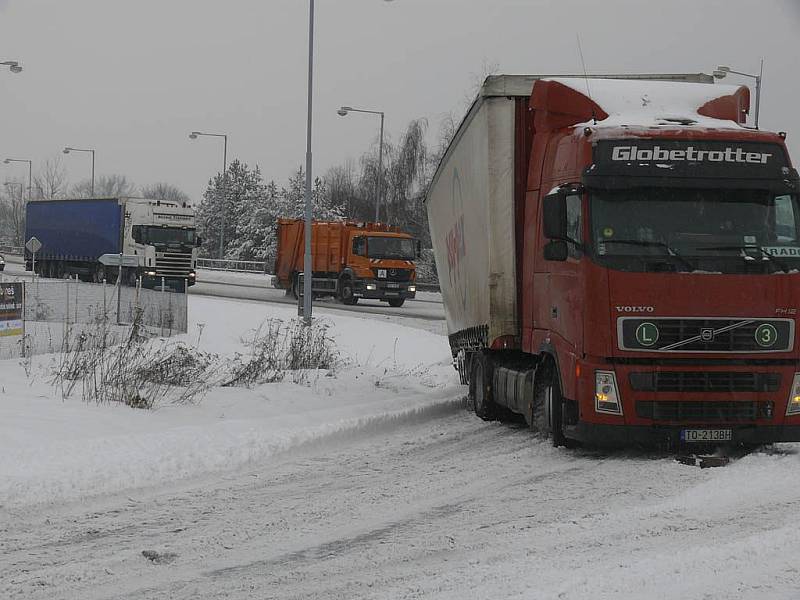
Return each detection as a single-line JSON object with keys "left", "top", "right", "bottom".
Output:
{"left": 3, "top": 294, "right": 800, "bottom": 599}
{"left": 0, "top": 295, "right": 457, "bottom": 509}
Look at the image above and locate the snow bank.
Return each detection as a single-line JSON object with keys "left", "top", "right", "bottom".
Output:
{"left": 0, "top": 296, "right": 461, "bottom": 509}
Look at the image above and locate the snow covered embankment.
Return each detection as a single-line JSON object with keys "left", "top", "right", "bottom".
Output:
{"left": 0, "top": 296, "right": 462, "bottom": 509}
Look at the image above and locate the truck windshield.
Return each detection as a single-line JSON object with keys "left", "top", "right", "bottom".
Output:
{"left": 140, "top": 226, "right": 197, "bottom": 245}
{"left": 367, "top": 236, "right": 416, "bottom": 260}
{"left": 590, "top": 188, "right": 800, "bottom": 273}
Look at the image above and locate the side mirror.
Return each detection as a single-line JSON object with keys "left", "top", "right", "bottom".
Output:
{"left": 543, "top": 192, "right": 567, "bottom": 239}
{"left": 131, "top": 225, "right": 141, "bottom": 243}
{"left": 544, "top": 240, "right": 568, "bottom": 261}
{"left": 416, "top": 240, "right": 422, "bottom": 259}
{"left": 196, "top": 236, "right": 203, "bottom": 247}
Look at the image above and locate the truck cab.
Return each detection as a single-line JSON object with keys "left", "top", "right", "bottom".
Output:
{"left": 345, "top": 231, "right": 418, "bottom": 306}
{"left": 125, "top": 199, "right": 200, "bottom": 288}
{"left": 538, "top": 131, "right": 800, "bottom": 447}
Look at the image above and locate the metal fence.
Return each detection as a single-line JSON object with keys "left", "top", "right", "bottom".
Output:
{"left": 0, "top": 276, "right": 188, "bottom": 359}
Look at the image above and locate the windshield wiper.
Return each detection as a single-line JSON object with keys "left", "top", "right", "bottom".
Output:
{"left": 600, "top": 239, "right": 694, "bottom": 271}
{"left": 697, "top": 245, "right": 790, "bottom": 273}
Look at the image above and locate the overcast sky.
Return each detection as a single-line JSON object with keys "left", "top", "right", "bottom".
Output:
{"left": 0, "top": 0, "right": 798, "bottom": 201}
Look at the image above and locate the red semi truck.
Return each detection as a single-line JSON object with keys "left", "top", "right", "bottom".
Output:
{"left": 427, "top": 73, "right": 800, "bottom": 448}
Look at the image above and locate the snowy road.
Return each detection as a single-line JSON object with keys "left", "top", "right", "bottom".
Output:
{"left": 5, "top": 412, "right": 800, "bottom": 599}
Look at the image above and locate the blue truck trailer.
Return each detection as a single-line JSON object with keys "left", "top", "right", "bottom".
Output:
{"left": 25, "top": 197, "right": 200, "bottom": 288}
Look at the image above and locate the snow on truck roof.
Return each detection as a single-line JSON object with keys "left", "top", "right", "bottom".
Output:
{"left": 547, "top": 77, "right": 746, "bottom": 130}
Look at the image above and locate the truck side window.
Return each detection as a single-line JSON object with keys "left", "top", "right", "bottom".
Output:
{"left": 774, "top": 195, "right": 798, "bottom": 242}
{"left": 352, "top": 236, "right": 366, "bottom": 256}
{"left": 565, "top": 193, "right": 582, "bottom": 259}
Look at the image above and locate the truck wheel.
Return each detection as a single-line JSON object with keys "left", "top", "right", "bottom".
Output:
{"left": 530, "top": 359, "right": 567, "bottom": 447}
{"left": 469, "top": 353, "right": 496, "bottom": 421}
{"left": 339, "top": 278, "right": 358, "bottom": 305}
{"left": 387, "top": 298, "right": 405, "bottom": 308}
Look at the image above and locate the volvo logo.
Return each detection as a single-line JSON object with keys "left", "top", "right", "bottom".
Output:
{"left": 700, "top": 328, "right": 714, "bottom": 342}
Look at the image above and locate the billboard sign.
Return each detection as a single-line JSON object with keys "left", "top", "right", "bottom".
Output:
{"left": 0, "top": 283, "right": 24, "bottom": 337}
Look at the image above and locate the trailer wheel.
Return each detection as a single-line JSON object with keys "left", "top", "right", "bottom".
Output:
{"left": 530, "top": 359, "right": 567, "bottom": 447}
{"left": 469, "top": 353, "right": 496, "bottom": 421}
{"left": 387, "top": 298, "right": 405, "bottom": 308}
{"left": 339, "top": 278, "right": 358, "bottom": 305}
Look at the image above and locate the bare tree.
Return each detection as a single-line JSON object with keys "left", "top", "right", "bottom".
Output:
{"left": 140, "top": 182, "right": 191, "bottom": 203}
{"left": 0, "top": 178, "right": 26, "bottom": 244}
{"left": 72, "top": 174, "right": 136, "bottom": 198}
{"left": 33, "top": 157, "right": 68, "bottom": 199}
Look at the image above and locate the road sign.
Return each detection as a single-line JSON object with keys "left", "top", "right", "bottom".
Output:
{"left": 98, "top": 254, "right": 139, "bottom": 268}
{"left": 25, "top": 236, "right": 42, "bottom": 254}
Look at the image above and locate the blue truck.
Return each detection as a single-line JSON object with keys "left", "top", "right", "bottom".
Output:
{"left": 25, "top": 197, "right": 200, "bottom": 288}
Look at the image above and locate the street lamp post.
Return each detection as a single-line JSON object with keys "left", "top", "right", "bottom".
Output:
{"left": 713, "top": 61, "right": 764, "bottom": 129}
{"left": 189, "top": 131, "right": 228, "bottom": 259}
{"left": 302, "top": 0, "right": 395, "bottom": 324}
{"left": 302, "top": 0, "right": 315, "bottom": 324}
{"left": 63, "top": 147, "right": 95, "bottom": 195}
{"left": 337, "top": 106, "right": 385, "bottom": 223}
{"left": 3, "top": 158, "right": 33, "bottom": 202}
{"left": 0, "top": 60, "right": 22, "bottom": 74}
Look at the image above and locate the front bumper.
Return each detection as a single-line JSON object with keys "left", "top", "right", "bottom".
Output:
{"left": 354, "top": 279, "right": 416, "bottom": 300}
{"left": 141, "top": 273, "right": 192, "bottom": 291}
{"left": 569, "top": 422, "right": 800, "bottom": 448}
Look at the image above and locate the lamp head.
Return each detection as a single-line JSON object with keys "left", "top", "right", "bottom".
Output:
{"left": 9, "top": 64, "right": 22, "bottom": 74}
{"left": 3, "top": 159, "right": 10, "bottom": 164}
{"left": 189, "top": 132, "right": 199, "bottom": 139}
{"left": 62, "top": 148, "right": 71, "bottom": 154}
{"left": 712, "top": 70, "right": 727, "bottom": 79}
{"left": 337, "top": 108, "right": 349, "bottom": 117}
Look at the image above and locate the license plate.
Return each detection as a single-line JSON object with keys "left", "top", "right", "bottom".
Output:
{"left": 385, "top": 291, "right": 399, "bottom": 296}
{"left": 387, "top": 282, "right": 399, "bottom": 288}
{"left": 681, "top": 429, "right": 732, "bottom": 443}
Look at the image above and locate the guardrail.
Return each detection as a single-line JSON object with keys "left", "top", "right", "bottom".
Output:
{"left": 0, "top": 245, "right": 23, "bottom": 256}
{"left": 196, "top": 258, "right": 270, "bottom": 273}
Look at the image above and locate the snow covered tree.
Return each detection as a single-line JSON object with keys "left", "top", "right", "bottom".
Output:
{"left": 197, "top": 159, "right": 269, "bottom": 259}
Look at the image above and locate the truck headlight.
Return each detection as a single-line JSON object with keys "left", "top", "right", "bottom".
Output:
{"left": 408, "top": 285, "right": 416, "bottom": 293}
{"left": 786, "top": 373, "right": 800, "bottom": 415}
{"left": 145, "top": 270, "right": 157, "bottom": 276}
{"left": 595, "top": 370, "right": 623, "bottom": 415}
{"left": 366, "top": 283, "right": 377, "bottom": 291}
{"left": 189, "top": 271, "right": 196, "bottom": 278}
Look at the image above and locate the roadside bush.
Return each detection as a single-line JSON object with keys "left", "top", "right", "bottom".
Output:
{"left": 225, "top": 318, "right": 338, "bottom": 387}
{"left": 51, "top": 312, "right": 219, "bottom": 409}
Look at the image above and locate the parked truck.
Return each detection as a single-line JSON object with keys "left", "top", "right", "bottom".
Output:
{"left": 427, "top": 73, "right": 800, "bottom": 448}
{"left": 25, "top": 197, "right": 200, "bottom": 289}
{"left": 273, "top": 218, "right": 418, "bottom": 307}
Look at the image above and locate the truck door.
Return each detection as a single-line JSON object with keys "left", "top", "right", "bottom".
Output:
{"left": 536, "top": 188, "right": 585, "bottom": 358}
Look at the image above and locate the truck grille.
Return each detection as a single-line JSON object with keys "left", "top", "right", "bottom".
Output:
{"left": 636, "top": 400, "right": 772, "bottom": 422}
{"left": 155, "top": 252, "right": 192, "bottom": 277}
{"left": 374, "top": 268, "right": 412, "bottom": 282}
{"left": 629, "top": 372, "right": 781, "bottom": 393}
{"left": 618, "top": 318, "right": 794, "bottom": 353}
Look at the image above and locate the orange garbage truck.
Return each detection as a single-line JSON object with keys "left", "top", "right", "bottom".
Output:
{"left": 273, "top": 218, "right": 419, "bottom": 307}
